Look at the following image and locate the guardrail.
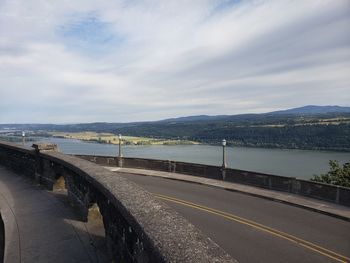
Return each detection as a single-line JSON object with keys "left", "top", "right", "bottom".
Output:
{"left": 75, "top": 154, "right": 350, "bottom": 207}
{"left": 0, "top": 141, "right": 236, "bottom": 263}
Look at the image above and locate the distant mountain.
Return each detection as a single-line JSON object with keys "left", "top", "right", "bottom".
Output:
{"left": 160, "top": 115, "right": 230, "bottom": 123}
{"left": 159, "top": 105, "right": 350, "bottom": 123}
{"left": 270, "top": 105, "right": 350, "bottom": 115}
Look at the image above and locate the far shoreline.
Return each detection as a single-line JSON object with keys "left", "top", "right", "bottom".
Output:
{"left": 1, "top": 130, "right": 350, "bottom": 153}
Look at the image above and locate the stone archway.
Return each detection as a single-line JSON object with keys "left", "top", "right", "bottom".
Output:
{"left": 53, "top": 175, "right": 66, "bottom": 191}
{"left": 87, "top": 203, "right": 110, "bottom": 262}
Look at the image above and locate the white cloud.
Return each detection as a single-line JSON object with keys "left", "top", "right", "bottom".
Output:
{"left": 0, "top": 0, "right": 349, "bottom": 123}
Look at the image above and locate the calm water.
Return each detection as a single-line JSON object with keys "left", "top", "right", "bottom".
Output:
{"left": 26, "top": 137, "right": 350, "bottom": 180}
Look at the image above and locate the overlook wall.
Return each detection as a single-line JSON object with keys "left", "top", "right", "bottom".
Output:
{"left": 0, "top": 141, "right": 236, "bottom": 263}
{"left": 75, "top": 155, "right": 350, "bottom": 208}
{"left": 0, "top": 213, "right": 4, "bottom": 263}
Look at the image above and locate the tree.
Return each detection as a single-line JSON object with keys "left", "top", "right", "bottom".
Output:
{"left": 311, "top": 160, "right": 350, "bottom": 187}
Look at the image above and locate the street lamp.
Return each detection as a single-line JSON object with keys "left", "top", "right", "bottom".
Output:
{"left": 222, "top": 139, "right": 227, "bottom": 169}
{"left": 117, "top": 134, "right": 123, "bottom": 167}
{"left": 118, "top": 134, "right": 122, "bottom": 158}
{"left": 22, "top": 131, "right": 26, "bottom": 145}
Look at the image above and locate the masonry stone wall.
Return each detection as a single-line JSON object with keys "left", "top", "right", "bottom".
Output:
{"left": 0, "top": 141, "right": 236, "bottom": 263}
{"left": 0, "top": 213, "right": 4, "bottom": 263}
{"left": 75, "top": 154, "right": 350, "bottom": 207}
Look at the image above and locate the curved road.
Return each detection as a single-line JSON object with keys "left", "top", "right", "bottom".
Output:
{"left": 120, "top": 173, "right": 350, "bottom": 263}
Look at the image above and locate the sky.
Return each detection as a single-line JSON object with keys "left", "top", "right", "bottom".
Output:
{"left": 0, "top": 0, "right": 349, "bottom": 123}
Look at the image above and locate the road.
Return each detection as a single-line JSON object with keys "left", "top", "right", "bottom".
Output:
{"left": 120, "top": 173, "right": 350, "bottom": 263}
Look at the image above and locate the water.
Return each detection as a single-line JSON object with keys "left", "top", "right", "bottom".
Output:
{"left": 26, "top": 137, "right": 350, "bottom": 180}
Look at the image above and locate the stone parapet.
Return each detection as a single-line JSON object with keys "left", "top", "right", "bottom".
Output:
{"left": 0, "top": 141, "right": 236, "bottom": 263}
{"left": 75, "top": 154, "right": 350, "bottom": 207}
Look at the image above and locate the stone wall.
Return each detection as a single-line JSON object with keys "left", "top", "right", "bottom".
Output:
{"left": 0, "top": 213, "right": 4, "bottom": 263}
{"left": 0, "top": 141, "right": 236, "bottom": 263}
{"left": 75, "top": 154, "right": 350, "bottom": 207}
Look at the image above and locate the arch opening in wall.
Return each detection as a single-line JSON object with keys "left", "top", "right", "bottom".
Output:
{"left": 87, "top": 202, "right": 110, "bottom": 262}
{"left": 53, "top": 175, "right": 66, "bottom": 191}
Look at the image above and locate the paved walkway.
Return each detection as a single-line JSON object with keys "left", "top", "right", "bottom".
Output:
{"left": 0, "top": 166, "right": 107, "bottom": 263}
{"left": 105, "top": 167, "right": 350, "bottom": 221}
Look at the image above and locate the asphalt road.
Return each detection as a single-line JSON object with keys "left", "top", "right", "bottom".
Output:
{"left": 120, "top": 173, "right": 350, "bottom": 263}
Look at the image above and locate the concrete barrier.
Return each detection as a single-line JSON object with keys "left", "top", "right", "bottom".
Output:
{"left": 75, "top": 154, "right": 350, "bottom": 207}
{"left": 0, "top": 141, "right": 236, "bottom": 263}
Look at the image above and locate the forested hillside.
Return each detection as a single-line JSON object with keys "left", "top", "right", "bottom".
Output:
{"left": 1, "top": 109, "right": 350, "bottom": 151}
{"left": 115, "top": 115, "right": 350, "bottom": 151}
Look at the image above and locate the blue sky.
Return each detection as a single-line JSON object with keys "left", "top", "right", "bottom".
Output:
{"left": 0, "top": 0, "right": 349, "bottom": 123}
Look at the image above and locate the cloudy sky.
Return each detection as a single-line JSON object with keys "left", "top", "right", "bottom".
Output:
{"left": 0, "top": 0, "right": 349, "bottom": 123}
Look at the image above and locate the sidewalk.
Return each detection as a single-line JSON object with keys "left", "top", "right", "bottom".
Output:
{"left": 105, "top": 166, "right": 350, "bottom": 221}
{"left": 0, "top": 166, "right": 108, "bottom": 263}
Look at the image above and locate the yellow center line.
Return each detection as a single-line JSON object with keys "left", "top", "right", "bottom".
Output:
{"left": 154, "top": 193, "right": 349, "bottom": 263}
{"left": 155, "top": 193, "right": 349, "bottom": 260}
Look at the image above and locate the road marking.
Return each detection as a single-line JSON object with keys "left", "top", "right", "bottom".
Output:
{"left": 154, "top": 193, "right": 350, "bottom": 263}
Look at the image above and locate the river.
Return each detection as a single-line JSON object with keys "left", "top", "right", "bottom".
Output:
{"left": 23, "top": 137, "right": 350, "bottom": 180}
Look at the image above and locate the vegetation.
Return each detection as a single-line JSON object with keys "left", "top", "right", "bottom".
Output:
{"left": 112, "top": 115, "right": 350, "bottom": 151}
{"left": 49, "top": 132, "right": 198, "bottom": 146}
{"left": 1, "top": 112, "right": 350, "bottom": 151}
{"left": 311, "top": 160, "right": 350, "bottom": 187}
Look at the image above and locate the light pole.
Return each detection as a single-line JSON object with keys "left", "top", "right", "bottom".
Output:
{"left": 118, "top": 134, "right": 122, "bottom": 158}
{"left": 221, "top": 139, "right": 227, "bottom": 180}
{"left": 22, "top": 131, "right": 26, "bottom": 145}
{"left": 222, "top": 139, "right": 227, "bottom": 169}
{"left": 118, "top": 134, "right": 123, "bottom": 167}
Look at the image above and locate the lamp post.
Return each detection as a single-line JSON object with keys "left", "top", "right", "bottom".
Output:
{"left": 222, "top": 139, "right": 227, "bottom": 169}
{"left": 118, "top": 134, "right": 123, "bottom": 167}
{"left": 118, "top": 134, "right": 122, "bottom": 158}
{"left": 221, "top": 139, "right": 227, "bottom": 180}
{"left": 22, "top": 131, "right": 26, "bottom": 145}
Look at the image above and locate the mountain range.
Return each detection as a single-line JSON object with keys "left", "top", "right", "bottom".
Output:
{"left": 160, "top": 105, "right": 350, "bottom": 123}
